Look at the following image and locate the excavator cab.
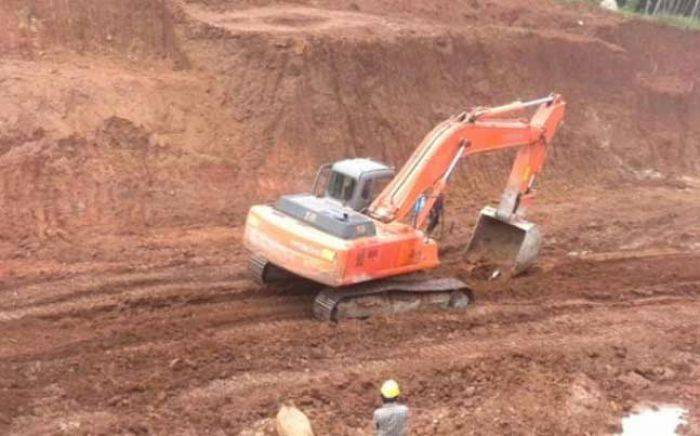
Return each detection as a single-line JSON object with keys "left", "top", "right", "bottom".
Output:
{"left": 313, "top": 158, "right": 394, "bottom": 212}
{"left": 268, "top": 158, "right": 394, "bottom": 245}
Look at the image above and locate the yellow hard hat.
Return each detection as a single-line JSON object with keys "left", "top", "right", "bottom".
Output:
{"left": 380, "top": 379, "right": 400, "bottom": 399}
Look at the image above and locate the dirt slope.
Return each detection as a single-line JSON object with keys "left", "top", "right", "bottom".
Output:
{"left": 0, "top": 0, "right": 699, "bottom": 434}
{"left": 1, "top": 0, "right": 699, "bottom": 251}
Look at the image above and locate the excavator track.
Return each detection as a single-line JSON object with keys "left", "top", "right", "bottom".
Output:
{"left": 250, "top": 255, "right": 473, "bottom": 321}
{"left": 313, "top": 276, "right": 473, "bottom": 321}
{"left": 248, "top": 254, "right": 268, "bottom": 284}
{"left": 248, "top": 254, "right": 306, "bottom": 285}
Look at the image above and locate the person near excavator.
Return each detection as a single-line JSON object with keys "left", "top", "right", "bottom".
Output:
{"left": 373, "top": 379, "right": 409, "bottom": 436}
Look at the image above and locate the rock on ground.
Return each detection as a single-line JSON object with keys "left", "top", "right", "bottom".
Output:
{"left": 276, "top": 406, "right": 314, "bottom": 436}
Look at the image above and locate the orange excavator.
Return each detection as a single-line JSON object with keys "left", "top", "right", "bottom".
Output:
{"left": 244, "top": 94, "right": 566, "bottom": 320}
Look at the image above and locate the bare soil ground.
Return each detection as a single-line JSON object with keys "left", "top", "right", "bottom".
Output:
{"left": 0, "top": 0, "right": 699, "bottom": 434}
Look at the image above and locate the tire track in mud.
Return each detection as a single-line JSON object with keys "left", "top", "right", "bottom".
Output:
{"left": 205, "top": 282, "right": 700, "bottom": 358}
{"left": 2, "top": 255, "right": 697, "bottom": 380}
{"left": 0, "top": 260, "right": 310, "bottom": 323}
{"left": 4, "top": 263, "right": 700, "bottom": 434}
{"left": 174, "top": 296, "right": 700, "bottom": 407}
{"left": 0, "top": 262, "right": 318, "bottom": 362}
{"left": 3, "top": 273, "right": 698, "bottom": 365}
{"left": 0, "top": 263, "right": 249, "bottom": 308}
{"left": 163, "top": 285, "right": 700, "bottom": 403}
{"left": 0, "top": 299, "right": 312, "bottom": 363}
{"left": 3, "top": 249, "right": 697, "bottom": 322}
{"left": 4, "top": 291, "right": 684, "bottom": 368}
{"left": 115, "top": 311, "right": 316, "bottom": 358}
{"left": 0, "top": 279, "right": 258, "bottom": 322}
{"left": 0, "top": 281, "right": 315, "bottom": 362}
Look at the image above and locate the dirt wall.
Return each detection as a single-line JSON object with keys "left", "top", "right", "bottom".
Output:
{"left": 180, "top": 6, "right": 700, "bottom": 197}
{"left": 0, "top": 0, "right": 187, "bottom": 65}
{"left": 0, "top": 0, "right": 699, "bottom": 257}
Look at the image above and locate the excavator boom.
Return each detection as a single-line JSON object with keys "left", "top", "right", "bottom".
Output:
{"left": 368, "top": 94, "right": 566, "bottom": 227}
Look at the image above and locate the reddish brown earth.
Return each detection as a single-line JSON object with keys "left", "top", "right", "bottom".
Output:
{"left": 1, "top": 0, "right": 699, "bottom": 434}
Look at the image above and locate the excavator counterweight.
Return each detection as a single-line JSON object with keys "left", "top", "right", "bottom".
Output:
{"left": 243, "top": 94, "right": 566, "bottom": 320}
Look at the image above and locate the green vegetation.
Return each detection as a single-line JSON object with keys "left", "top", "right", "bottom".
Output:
{"left": 565, "top": 0, "right": 700, "bottom": 30}
{"left": 631, "top": 10, "right": 700, "bottom": 29}
{"left": 622, "top": 0, "right": 699, "bottom": 18}
{"left": 623, "top": 0, "right": 700, "bottom": 29}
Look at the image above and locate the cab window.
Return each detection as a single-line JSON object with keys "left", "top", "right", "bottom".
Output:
{"left": 327, "top": 171, "right": 356, "bottom": 202}
{"left": 361, "top": 176, "right": 392, "bottom": 202}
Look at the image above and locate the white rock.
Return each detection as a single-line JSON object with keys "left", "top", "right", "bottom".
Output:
{"left": 276, "top": 405, "right": 314, "bottom": 436}
{"left": 621, "top": 405, "right": 687, "bottom": 436}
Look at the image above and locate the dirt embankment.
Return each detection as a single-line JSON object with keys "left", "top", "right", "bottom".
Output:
{"left": 0, "top": 0, "right": 186, "bottom": 64}
{"left": 178, "top": 2, "right": 700, "bottom": 186}
{"left": 0, "top": 0, "right": 699, "bottom": 259}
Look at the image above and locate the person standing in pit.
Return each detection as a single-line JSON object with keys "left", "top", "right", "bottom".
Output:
{"left": 373, "top": 379, "right": 409, "bottom": 436}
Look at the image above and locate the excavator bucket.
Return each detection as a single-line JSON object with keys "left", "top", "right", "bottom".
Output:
{"left": 465, "top": 206, "right": 542, "bottom": 277}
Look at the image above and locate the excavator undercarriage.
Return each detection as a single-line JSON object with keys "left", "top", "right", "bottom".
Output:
{"left": 313, "top": 277, "right": 472, "bottom": 321}
{"left": 249, "top": 254, "right": 472, "bottom": 321}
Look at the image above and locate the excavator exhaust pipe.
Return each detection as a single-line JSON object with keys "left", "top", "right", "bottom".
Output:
{"left": 465, "top": 206, "right": 542, "bottom": 277}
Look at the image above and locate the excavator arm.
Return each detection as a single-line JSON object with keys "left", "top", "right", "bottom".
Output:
{"left": 367, "top": 94, "right": 566, "bottom": 229}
